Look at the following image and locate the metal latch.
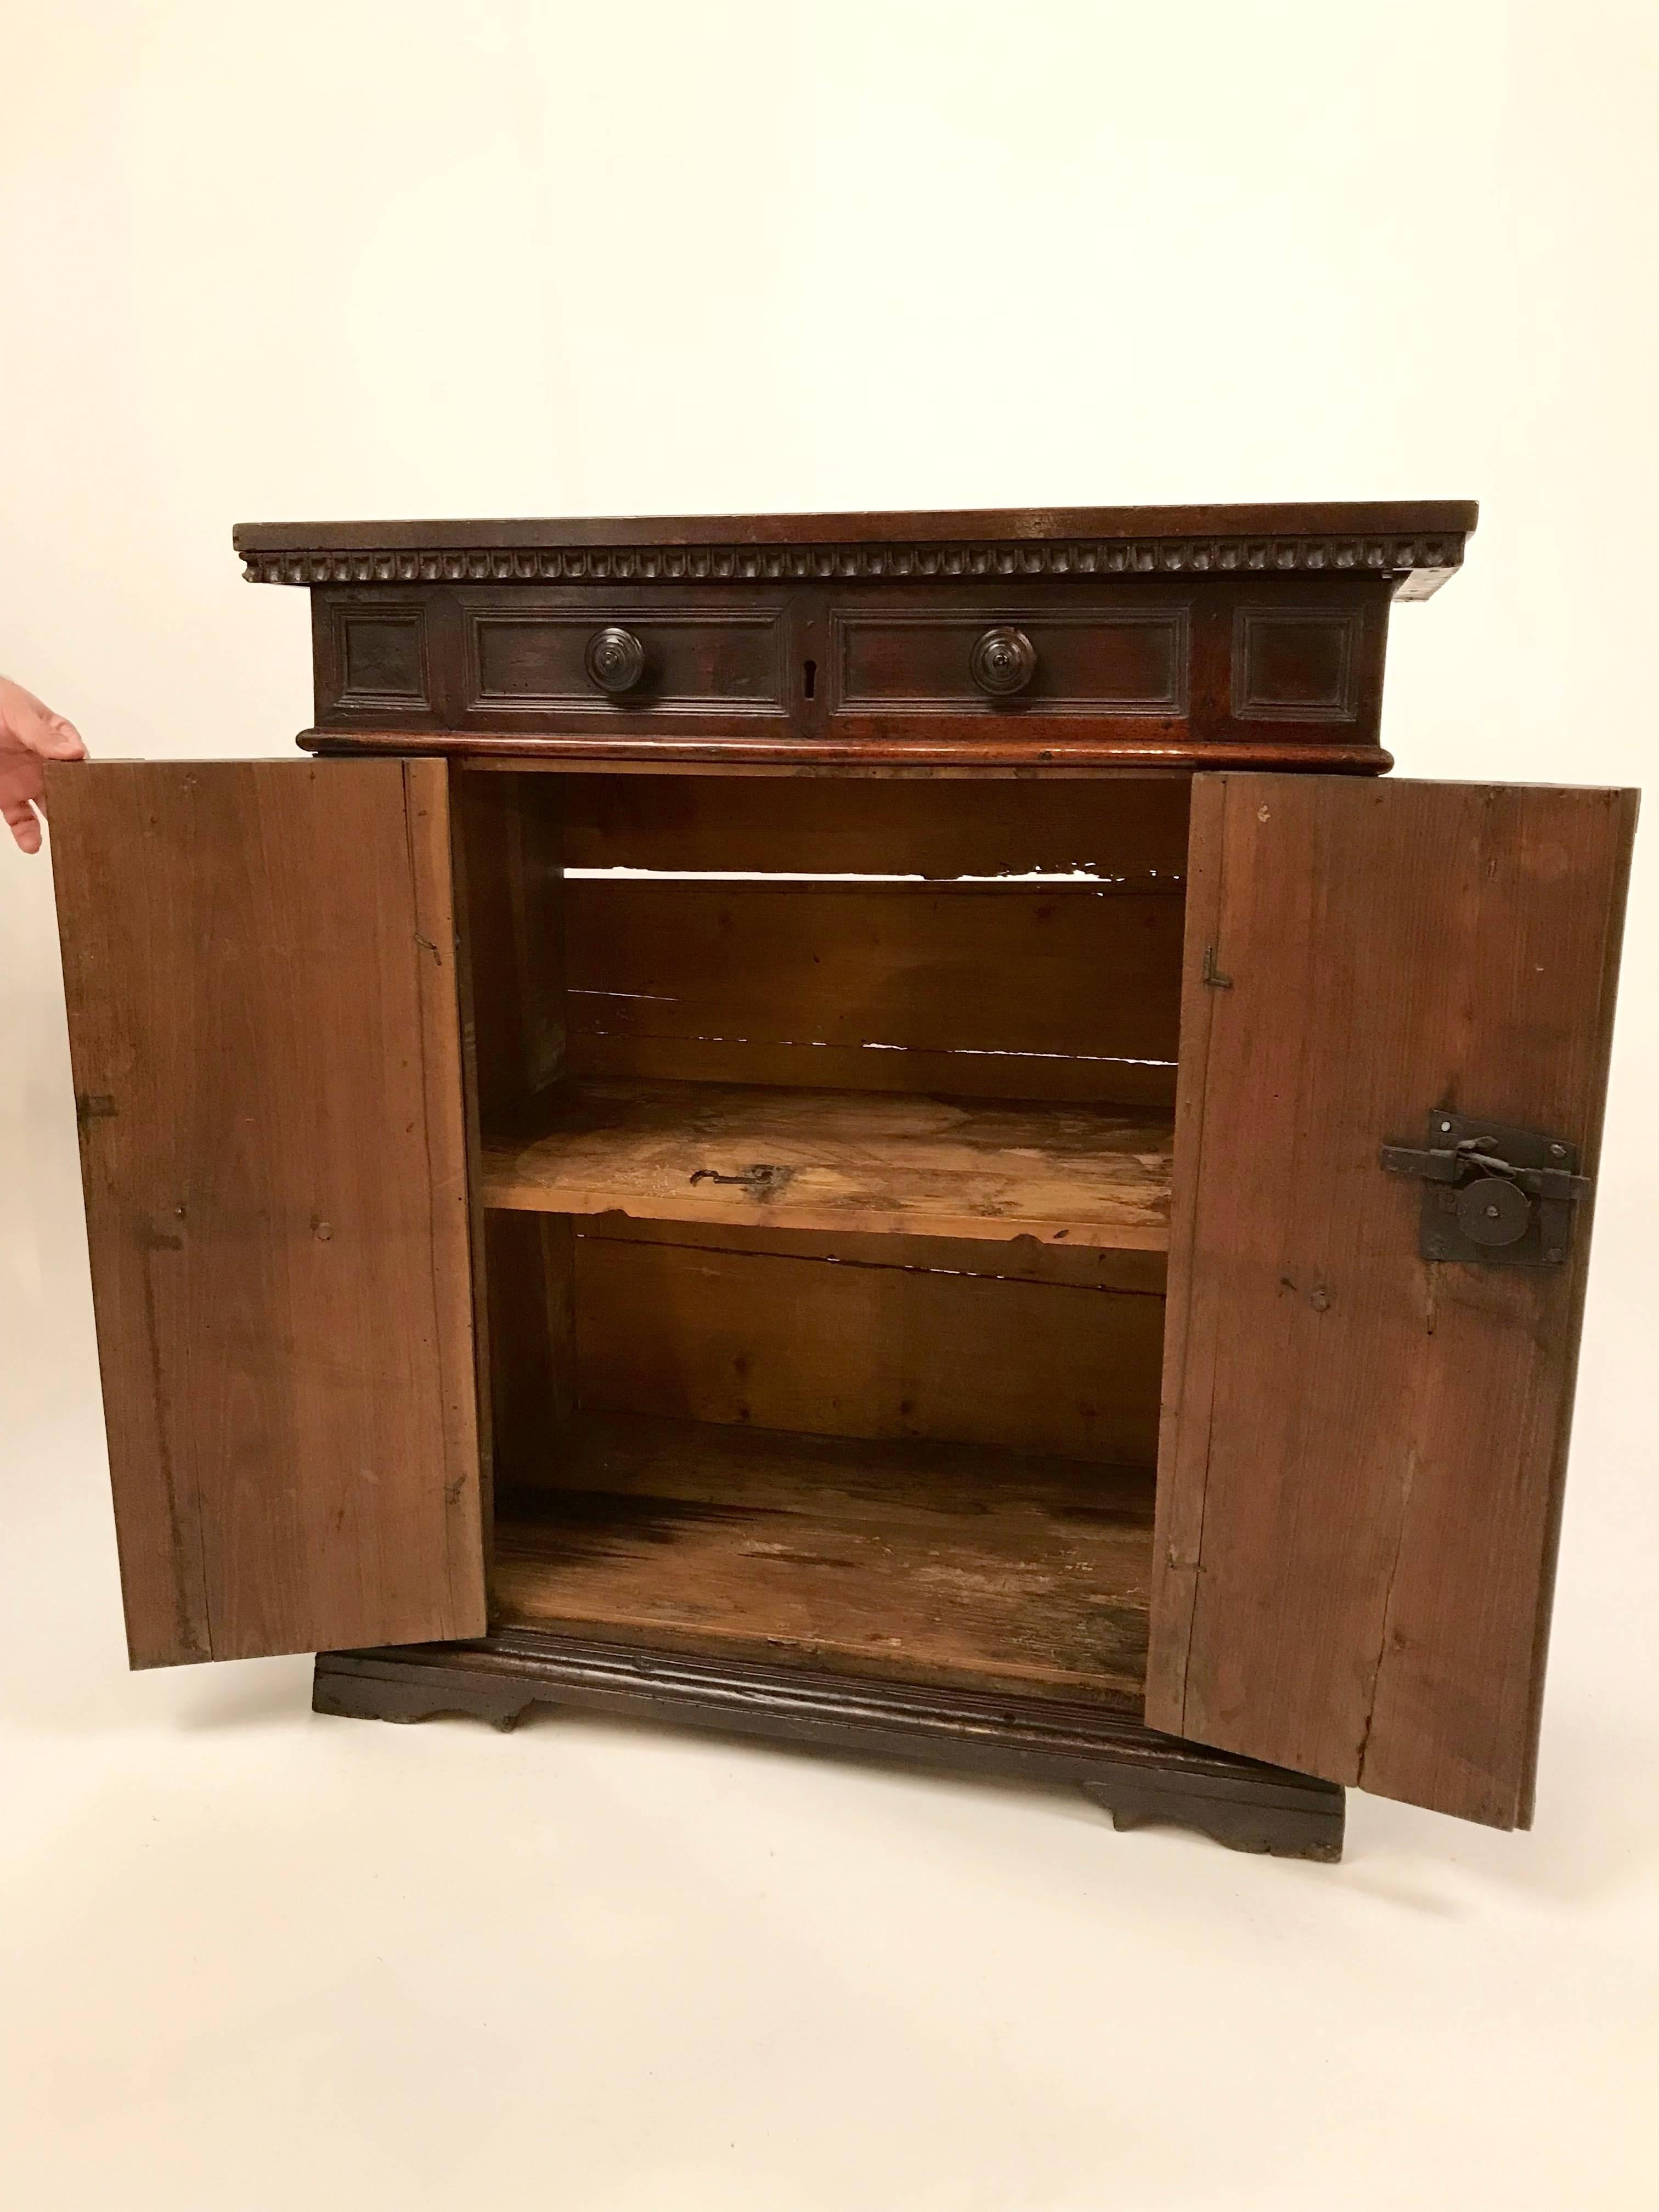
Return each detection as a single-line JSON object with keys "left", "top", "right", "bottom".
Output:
{"left": 688, "top": 1163, "right": 795, "bottom": 1201}
{"left": 1379, "top": 1110, "right": 1592, "bottom": 1266}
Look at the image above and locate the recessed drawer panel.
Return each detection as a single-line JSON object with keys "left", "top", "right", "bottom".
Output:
{"left": 464, "top": 603, "right": 788, "bottom": 719}
{"left": 833, "top": 605, "right": 1188, "bottom": 717}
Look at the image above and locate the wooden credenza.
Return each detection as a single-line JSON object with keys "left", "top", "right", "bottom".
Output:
{"left": 46, "top": 503, "right": 1637, "bottom": 1860}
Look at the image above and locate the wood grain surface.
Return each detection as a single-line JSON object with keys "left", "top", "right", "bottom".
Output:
{"left": 491, "top": 1413, "right": 1154, "bottom": 1702}
{"left": 557, "top": 771, "right": 1192, "bottom": 881}
{"left": 482, "top": 1078, "right": 1172, "bottom": 1247}
{"left": 571, "top": 1223, "right": 1165, "bottom": 1468}
{"left": 565, "top": 876, "right": 1183, "bottom": 1109}
{"left": 1148, "top": 773, "right": 1637, "bottom": 1825}
{"left": 555, "top": 1212, "right": 1170, "bottom": 1295}
{"left": 236, "top": 499, "right": 1478, "bottom": 558}
{"left": 48, "top": 759, "right": 486, "bottom": 1665}
{"left": 453, "top": 765, "right": 566, "bottom": 1124}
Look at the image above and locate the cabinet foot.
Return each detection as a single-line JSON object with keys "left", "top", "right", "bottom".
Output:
{"left": 1081, "top": 1779, "right": 1344, "bottom": 1862}
{"left": 313, "top": 1666, "right": 533, "bottom": 1734}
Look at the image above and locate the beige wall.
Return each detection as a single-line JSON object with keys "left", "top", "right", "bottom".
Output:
{"left": 2, "top": 7, "right": 1656, "bottom": 2207}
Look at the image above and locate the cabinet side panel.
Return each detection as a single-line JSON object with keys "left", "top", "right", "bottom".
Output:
{"left": 1146, "top": 778, "right": 1229, "bottom": 1726}
{"left": 449, "top": 765, "right": 569, "bottom": 1552}
{"left": 1147, "top": 774, "right": 1636, "bottom": 1826}
{"left": 454, "top": 768, "right": 567, "bottom": 1124}
{"left": 48, "top": 758, "right": 486, "bottom": 1665}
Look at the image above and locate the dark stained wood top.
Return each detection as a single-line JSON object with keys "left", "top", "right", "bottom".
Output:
{"left": 237, "top": 501, "right": 1477, "bottom": 553}
{"left": 236, "top": 501, "right": 1477, "bottom": 596}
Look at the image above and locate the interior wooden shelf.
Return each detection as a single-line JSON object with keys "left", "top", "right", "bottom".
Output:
{"left": 481, "top": 1077, "right": 1173, "bottom": 1249}
{"left": 492, "top": 1413, "right": 1154, "bottom": 1704}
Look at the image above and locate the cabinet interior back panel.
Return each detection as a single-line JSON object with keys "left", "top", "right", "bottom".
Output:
{"left": 557, "top": 772, "right": 1193, "bottom": 881}
{"left": 564, "top": 881, "right": 1182, "bottom": 1108}
{"left": 573, "top": 1221, "right": 1165, "bottom": 1467}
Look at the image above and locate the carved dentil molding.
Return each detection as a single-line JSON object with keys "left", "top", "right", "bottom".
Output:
{"left": 241, "top": 532, "right": 1466, "bottom": 590}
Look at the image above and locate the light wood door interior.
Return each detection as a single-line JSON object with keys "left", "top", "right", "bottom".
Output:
{"left": 1148, "top": 773, "right": 1636, "bottom": 1828}
{"left": 459, "top": 770, "right": 1187, "bottom": 1705}
{"left": 50, "top": 759, "right": 486, "bottom": 1666}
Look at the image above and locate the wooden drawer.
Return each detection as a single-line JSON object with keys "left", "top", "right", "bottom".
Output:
{"left": 830, "top": 599, "right": 1189, "bottom": 719}
{"left": 461, "top": 596, "right": 790, "bottom": 721}
{"left": 313, "top": 590, "right": 795, "bottom": 729}
{"left": 308, "top": 574, "right": 1386, "bottom": 769}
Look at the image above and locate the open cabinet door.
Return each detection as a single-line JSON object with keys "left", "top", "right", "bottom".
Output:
{"left": 48, "top": 759, "right": 486, "bottom": 1667}
{"left": 1148, "top": 773, "right": 1636, "bottom": 1827}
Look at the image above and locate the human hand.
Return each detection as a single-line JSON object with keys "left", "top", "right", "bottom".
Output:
{"left": 1, "top": 675, "right": 87, "bottom": 854}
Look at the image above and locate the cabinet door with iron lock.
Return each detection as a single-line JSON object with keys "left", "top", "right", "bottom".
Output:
{"left": 1149, "top": 773, "right": 1637, "bottom": 1829}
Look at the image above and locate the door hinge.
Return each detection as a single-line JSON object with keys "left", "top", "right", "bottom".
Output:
{"left": 1201, "top": 944, "right": 1234, "bottom": 989}
{"left": 1379, "top": 1110, "right": 1592, "bottom": 1266}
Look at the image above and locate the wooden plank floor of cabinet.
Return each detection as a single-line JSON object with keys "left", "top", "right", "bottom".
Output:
{"left": 490, "top": 1413, "right": 1155, "bottom": 1704}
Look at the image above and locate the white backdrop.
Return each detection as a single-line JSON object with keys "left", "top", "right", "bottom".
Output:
{"left": 2, "top": 6, "right": 1656, "bottom": 2207}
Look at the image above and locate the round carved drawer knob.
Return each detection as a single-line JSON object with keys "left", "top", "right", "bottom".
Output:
{"left": 585, "top": 625, "right": 646, "bottom": 695}
{"left": 969, "top": 626, "right": 1037, "bottom": 697}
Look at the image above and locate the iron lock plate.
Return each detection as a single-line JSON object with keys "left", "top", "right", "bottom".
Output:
{"left": 1379, "top": 1110, "right": 1592, "bottom": 1267}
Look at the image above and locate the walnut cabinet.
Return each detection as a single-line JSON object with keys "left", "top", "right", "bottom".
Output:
{"left": 47, "top": 505, "right": 1637, "bottom": 1860}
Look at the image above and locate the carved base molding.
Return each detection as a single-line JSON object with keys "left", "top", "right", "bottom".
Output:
{"left": 313, "top": 1629, "right": 1346, "bottom": 1861}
